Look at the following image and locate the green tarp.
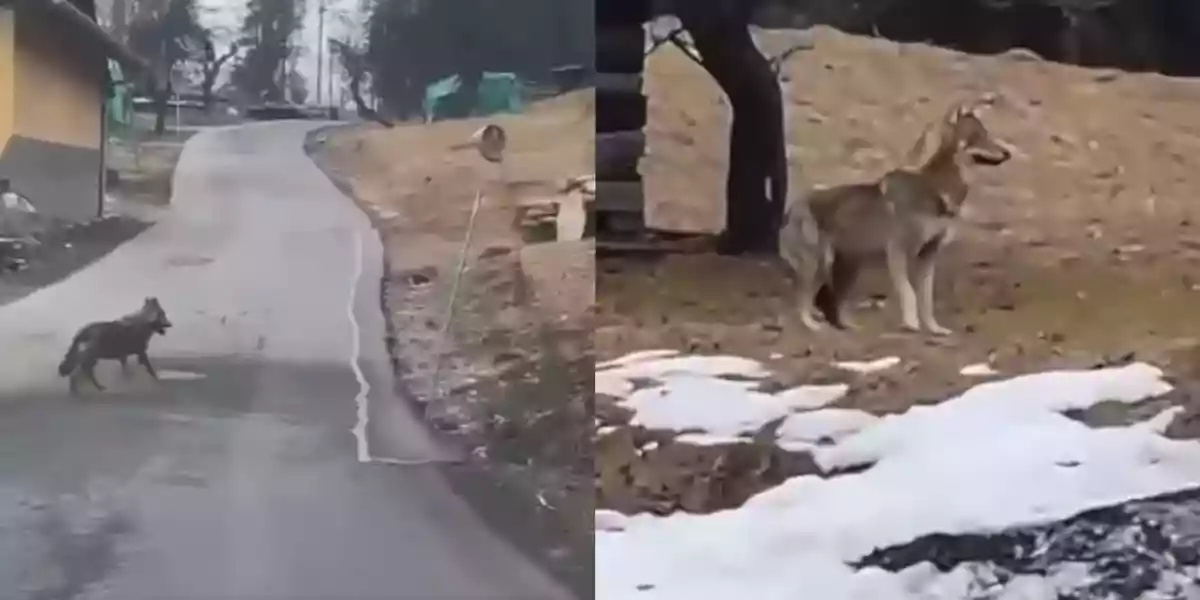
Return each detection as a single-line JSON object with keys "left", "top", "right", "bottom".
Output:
{"left": 105, "top": 59, "right": 133, "bottom": 136}
{"left": 423, "top": 72, "right": 524, "bottom": 123}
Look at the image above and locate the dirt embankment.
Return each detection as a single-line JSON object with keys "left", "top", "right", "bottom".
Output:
{"left": 596, "top": 26, "right": 1200, "bottom": 516}
{"left": 308, "top": 92, "right": 594, "bottom": 593}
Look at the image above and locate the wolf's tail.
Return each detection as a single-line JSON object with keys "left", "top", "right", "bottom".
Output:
{"left": 57, "top": 331, "right": 86, "bottom": 376}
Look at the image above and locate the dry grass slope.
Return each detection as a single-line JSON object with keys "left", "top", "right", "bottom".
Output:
{"left": 596, "top": 26, "right": 1200, "bottom": 514}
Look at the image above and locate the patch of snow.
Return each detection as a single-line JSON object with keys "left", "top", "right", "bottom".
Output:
{"left": 622, "top": 375, "right": 773, "bottom": 437}
{"left": 674, "top": 432, "right": 743, "bottom": 446}
{"left": 597, "top": 509, "right": 629, "bottom": 532}
{"left": 596, "top": 353, "right": 770, "bottom": 401}
{"left": 961, "top": 362, "right": 1000, "bottom": 377}
{"left": 597, "top": 349, "right": 680, "bottom": 371}
{"left": 595, "top": 372, "right": 636, "bottom": 399}
{"left": 777, "top": 409, "right": 880, "bottom": 452}
{"left": 1140, "top": 406, "right": 1185, "bottom": 435}
{"left": 602, "top": 354, "right": 769, "bottom": 381}
{"left": 774, "top": 383, "right": 849, "bottom": 410}
{"left": 599, "top": 353, "right": 849, "bottom": 442}
{"left": 596, "top": 361, "right": 1200, "bottom": 600}
{"left": 157, "top": 370, "right": 205, "bottom": 381}
{"left": 834, "top": 356, "right": 901, "bottom": 374}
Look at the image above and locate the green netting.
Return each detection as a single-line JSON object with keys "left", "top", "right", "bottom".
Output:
{"left": 423, "top": 71, "right": 525, "bottom": 123}
{"left": 105, "top": 59, "right": 133, "bottom": 137}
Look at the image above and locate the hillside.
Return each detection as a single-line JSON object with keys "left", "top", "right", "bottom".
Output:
{"left": 599, "top": 24, "right": 1200, "bottom": 434}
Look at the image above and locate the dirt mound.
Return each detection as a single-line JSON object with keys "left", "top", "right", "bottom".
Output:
{"left": 595, "top": 403, "right": 822, "bottom": 515}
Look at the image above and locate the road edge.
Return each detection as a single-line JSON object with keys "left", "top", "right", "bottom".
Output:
{"left": 303, "top": 124, "right": 591, "bottom": 599}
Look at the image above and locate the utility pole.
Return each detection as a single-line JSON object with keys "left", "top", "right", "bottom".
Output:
{"left": 316, "top": 0, "right": 326, "bottom": 105}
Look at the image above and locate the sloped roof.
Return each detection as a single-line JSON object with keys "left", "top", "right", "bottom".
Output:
{"left": 0, "top": 0, "right": 149, "bottom": 73}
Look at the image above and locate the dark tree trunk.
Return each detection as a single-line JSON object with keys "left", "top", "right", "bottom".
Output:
{"left": 349, "top": 76, "right": 393, "bottom": 128}
{"left": 153, "top": 84, "right": 171, "bottom": 136}
{"left": 201, "top": 73, "right": 216, "bottom": 112}
{"left": 679, "top": 13, "right": 786, "bottom": 255}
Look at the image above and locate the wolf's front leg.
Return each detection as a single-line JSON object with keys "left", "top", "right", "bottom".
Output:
{"left": 914, "top": 255, "right": 952, "bottom": 336}
{"left": 885, "top": 243, "right": 921, "bottom": 332}
{"left": 137, "top": 352, "right": 159, "bottom": 380}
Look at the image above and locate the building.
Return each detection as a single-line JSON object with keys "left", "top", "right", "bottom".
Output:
{"left": 0, "top": 0, "right": 145, "bottom": 226}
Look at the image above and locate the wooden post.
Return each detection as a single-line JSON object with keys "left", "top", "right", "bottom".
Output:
{"left": 594, "top": 0, "right": 651, "bottom": 240}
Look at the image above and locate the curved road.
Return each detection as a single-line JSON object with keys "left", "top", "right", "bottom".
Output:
{"left": 0, "top": 123, "right": 574, "bottom": 599}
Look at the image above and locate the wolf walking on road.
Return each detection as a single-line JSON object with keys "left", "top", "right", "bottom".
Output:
{"left": 58, "top": 297, "right": 173, "bottom": 394}
{"left": 778, "top": 97, "right": 1012, "bottom": 334}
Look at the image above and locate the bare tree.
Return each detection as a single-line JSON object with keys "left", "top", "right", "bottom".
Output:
{"left": 673, "top": 0, "right": 787, "bottom": 255}
{"left": 329, "top": 38, "right": 393, "bottom": 127}
{"left": 197, "top": 35, "right": 240, "bottom": 111}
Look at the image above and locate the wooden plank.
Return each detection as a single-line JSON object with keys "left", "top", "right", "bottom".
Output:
{"left": 595, "top": 72, "right": 642, "bottom": 94}
{"left": 597, "top": 211, "right": 646, "bottom": 236}
{"left": 556, "top": 191, "right": 587, "bottom": 242}
{"left": 596, "top": 0, "right": 651, "bottom": 27}
{"left": 596, "top": 25, "right": 647, "bottom": 74}
{"left": 596, "top": 86, "right": 647, "bottom": 134}
{"left": 596, "top": 131, "right": 645, "bottom": 180}
{"left": 596, "top": 232, "right": 719, "bottom": 256}
{"left": 593, "top": 180, "right": 645, "bottom": 213}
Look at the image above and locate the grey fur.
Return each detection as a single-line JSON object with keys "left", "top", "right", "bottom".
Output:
{"left": 778, "top": 99, "right": 1012, "bottom": 334}
{"left": 58, "top": 297, "right": 173, "bottom": 394}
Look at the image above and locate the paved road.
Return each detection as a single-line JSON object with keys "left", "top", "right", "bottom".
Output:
{"left": 0, "top": 123, "right": 574, "bottom": 600}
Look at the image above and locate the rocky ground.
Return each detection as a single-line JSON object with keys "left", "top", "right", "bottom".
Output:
{"left": 596, "top": 26, "right": 1200, "bottom": 516}
{"left": 306, "top": 93, "right": 594, "bottom": 595}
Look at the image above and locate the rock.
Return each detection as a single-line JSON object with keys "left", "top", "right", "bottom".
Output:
{"left": 1002, "top": 48, "right": 1044, "bottom": 62}
{"left": 394, "top": 265, "right": 438, "bottom": 287}
{"left": 478, "top": 246, "right": 512, "bottom": 260}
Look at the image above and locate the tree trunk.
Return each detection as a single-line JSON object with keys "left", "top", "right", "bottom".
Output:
{"left": 202, "top": 73, "right": 215, "bottom": 112}
{"left": 349, "top": 76, "right": 393, "bottom": 128}
{"left": 679, "top": 16, "right": 786, "bottom": 255}
{"left": 153, "top": 84, "right": 171, "bottom": 136}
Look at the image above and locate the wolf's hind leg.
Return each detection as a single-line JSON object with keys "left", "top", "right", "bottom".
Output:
{"left": 817, "top": 253, "right": 862, "bottom": 330}
{"left": 793, "top": 246, "right": 832, "bottom": 332}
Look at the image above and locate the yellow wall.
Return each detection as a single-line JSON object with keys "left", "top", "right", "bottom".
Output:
{"left": 12, "top": 6, "right": 102, "bottom": 149}
{"left": 0, "top": 8, "right": 14, "bottom": 153}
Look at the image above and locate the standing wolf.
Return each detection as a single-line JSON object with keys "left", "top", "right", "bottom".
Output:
{"left": 58, "top": 297, "right": 173, "bottom": 394}
{"left": 779, "top": 98, "right": 1012, "bottom": 334}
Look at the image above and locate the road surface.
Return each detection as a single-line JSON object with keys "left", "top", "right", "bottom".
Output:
{"left": 0, "top": 123, "right": 575, "bottom": 599}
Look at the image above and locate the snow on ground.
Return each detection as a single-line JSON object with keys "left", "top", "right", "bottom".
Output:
{"left": 597, "top": 350, "right": 858, "bottom": 447}
{"left": 596, "top": 352, "right": 1200, "bottom": 600}
{"left": 833, "top": 356, "right": 901, "bottom": 374}
{"left": 961, "top": 362, "right": 1001, "bottom": 377}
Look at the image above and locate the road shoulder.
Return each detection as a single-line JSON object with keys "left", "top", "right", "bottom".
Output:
{"left": 304, "top": 97, "right": 593, "bottom": 598}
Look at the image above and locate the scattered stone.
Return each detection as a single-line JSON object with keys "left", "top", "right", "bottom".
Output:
{"left": 834, "top": 356, "right": 901, "bottom": 374}
{"left": 478, "top": 246, "right": 512, "bottom": 260}
{"left": 960, "top": 363, "right": 999, "bottom": 377}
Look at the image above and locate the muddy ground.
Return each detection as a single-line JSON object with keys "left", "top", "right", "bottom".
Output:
{"left": 595, "top": 26, "right": 1200, "bottom": 515}
{"left": 306, "top": 93, "right": 594, "bottom": 595}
